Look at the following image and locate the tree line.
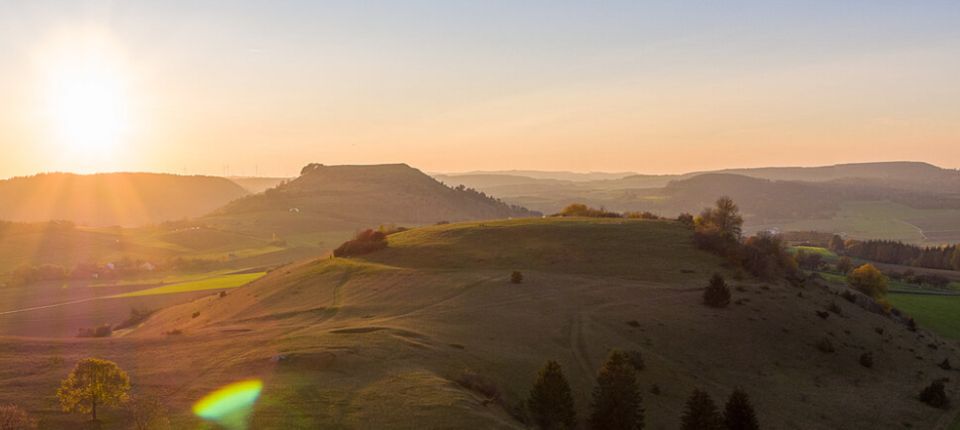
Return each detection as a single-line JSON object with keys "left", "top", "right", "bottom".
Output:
{"left": 836, "top": 239, "right": 960, "bottom": 272}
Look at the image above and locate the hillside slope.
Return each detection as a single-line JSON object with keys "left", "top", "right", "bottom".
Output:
{"left": 98, "top": 218, "right": 960, "bottom": 429}
{"left": 0, "top": 173, "right": 249, "bottom": 227}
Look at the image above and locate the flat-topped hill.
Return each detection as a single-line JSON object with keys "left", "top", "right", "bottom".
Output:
{"left": 205, "top": 163, "right": 540, "bottom": 239}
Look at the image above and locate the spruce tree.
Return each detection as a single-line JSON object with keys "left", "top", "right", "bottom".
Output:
{"left": 589, "top": 350, "right": 644, "bottom": 430}
{"left": 703, "top": 274, "right": 731, "bottom": 308}
{"left": 681, "top": 389, "right": 723, "bottom": 430}
{"left": 528, "top": 360, "right": 577, "bottom": 430}
{"left": 723, "top": 388, "right": 759, "bottom": 430}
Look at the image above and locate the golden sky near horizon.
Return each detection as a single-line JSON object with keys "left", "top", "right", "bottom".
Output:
{"left": 1, "top": 1, "right": 959, "bottom": 178}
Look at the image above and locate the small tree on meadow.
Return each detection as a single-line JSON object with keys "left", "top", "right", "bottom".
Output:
{"left": 703, "top": 274, "right": 731, "bottom": 308}
{"left": 681, "top": 389, "right": 723, "bottom": 430}
{"left": 57, "top": 358, "right": 130, "bottom": 422}
{"left": 528, "top": 361, "right": 577, "bottom": 430}
{"left": 847, "top": 264, "right": 888, "bottom": 298}
{"left": 0, "top": 404, "right": 37, "bottom": 430}
{"left": 723, "top": 388, "right": 759, "bottom": 430}
{"left": 589, "top": 350, "right": 644, "bottom": 430}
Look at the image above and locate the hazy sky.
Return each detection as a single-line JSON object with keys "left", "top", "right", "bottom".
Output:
{"left": 1, "top": 1, "right": 959, "bottom": 178}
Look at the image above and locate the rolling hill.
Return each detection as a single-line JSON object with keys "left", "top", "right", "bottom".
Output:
{"left": 0, "top": 172, "right": 250, "bottom": 227}
{"left": 3, "top": 218, "right": 953, "bottom": 428}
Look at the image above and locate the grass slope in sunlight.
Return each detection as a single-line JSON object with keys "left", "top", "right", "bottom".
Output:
{"left": 112, "top": 272, "right": 265, "bottom": 298}
{"left": 367, "top": 217, "right": 716, "bottom": 281}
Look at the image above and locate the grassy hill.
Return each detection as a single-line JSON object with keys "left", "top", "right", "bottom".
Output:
{"left": 0, "top": 172, "right": 250, "bottom": 227}
{"left": 3, "top": 218, "right": 955, "bottom": 429}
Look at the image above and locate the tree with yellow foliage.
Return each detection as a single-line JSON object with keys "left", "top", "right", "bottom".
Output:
{"left": 847, "top": 264, "right": 888, "bottom": 298}
{"left": 57, "top": 358, "right": 130, "bottom": 423}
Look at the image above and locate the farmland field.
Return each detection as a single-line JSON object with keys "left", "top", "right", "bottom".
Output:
{"left": 112, "top": 272, "right": 265, "bottom": 298}
{"left": 769, "top": 201, "right": 960, "bottom": 244}
{"left": 790, "top": 246, "right": 839, "bottom": 261}
{"left": 0, "top": 271, "right": 265, "bottom": 337}
{"left": 887, "top": 293, "right": 960, "bottom": 340}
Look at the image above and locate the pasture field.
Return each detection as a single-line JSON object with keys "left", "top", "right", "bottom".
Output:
{"left": 369, "top": 217, "right": 716, "bottom": 281}
{"left": 815, "top": 268, "right": 960, "bottom": 341}
{"left": 111, "top": 272, "right": 266, "bottom": 298}
{"left": 773, "top": 201, "right": 960, "bottom": 244}
{"left": 887, "top": 293, "right": 960, "bottom": 340}
{"left": 790, "top": 246, "right": 839, "bottom": 261}
{"left": 0, "top": 270, "right": 265, "bottom": 337}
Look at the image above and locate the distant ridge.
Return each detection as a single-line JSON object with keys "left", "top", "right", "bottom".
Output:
{"left": 699, "top": 161, "right": 958, "bottom": 184}
{"left": 0, "top": 172, "right": 249, "bottom": 227}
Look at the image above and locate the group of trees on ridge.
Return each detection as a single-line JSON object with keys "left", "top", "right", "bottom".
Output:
{"left": 688, "top": 197, "right": 797, "bottom": 280}
{"left": 554, "top": 203, "right": 663, "bottom": 220}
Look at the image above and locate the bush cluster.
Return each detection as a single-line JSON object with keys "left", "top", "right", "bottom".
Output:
{"left": 77, "top": 324, "right": 113, "bottom": 338}
{"left": 919, "top": 380, "right": 949, "bottom": 408}
{"left": 333, "top": 229, "right": 388, "bottom": 257}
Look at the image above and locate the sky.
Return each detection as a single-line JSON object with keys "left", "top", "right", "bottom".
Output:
{"left": 1, "top": 0, "right": 959, "bottom": 178}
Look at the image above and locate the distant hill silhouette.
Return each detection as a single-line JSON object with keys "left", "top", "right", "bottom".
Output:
{"left": 0, "top": 173, "right": 249, "bottom": 227}
{"left": 228, "top": 176, "right": 291, "bottom": 193}
{"left": 701, "top": 161, "right": 960, "bottom": 188}
{"left": 434, "top": 162, "right": 960, "bottom": 243}
{"left": 207, "top": 163, "right": 540, "bottom": 238}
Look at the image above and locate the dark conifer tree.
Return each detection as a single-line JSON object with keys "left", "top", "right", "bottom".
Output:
{"left": 703, "top": 274, "right": 731, "bottom": 308}
{"left": 528, "top": 360, "right": 577, "bottom": 430}
{"left": 723, "top": 388, "right": 759, "bottom": 430}
{"left": 589, "top": 350, "right": 644, "bottom": 430}
{"left": 681, "top": 389, "right": 723, "bottom": 430}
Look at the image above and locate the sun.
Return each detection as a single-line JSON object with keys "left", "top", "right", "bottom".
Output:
{"left": 48, "top": 66, "right": 129, "bottom": 154}
{"left": 36, "top": 30, "right": 134, "bottom": 159}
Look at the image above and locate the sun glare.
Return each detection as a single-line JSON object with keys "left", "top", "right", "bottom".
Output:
{"left": 35, "top": 30, "right": 134, "bottom": 160}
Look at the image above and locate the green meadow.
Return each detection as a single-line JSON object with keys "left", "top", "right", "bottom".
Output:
{"left": 111, "top": 272, "right": 266, "bottom": 298}
{"left": 887, "top": 293, "right": 960, "bottom": 341}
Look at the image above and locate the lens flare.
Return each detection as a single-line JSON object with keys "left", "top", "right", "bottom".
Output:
{"left": 193, "top": 379, "right": 263, "bottom": 430}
